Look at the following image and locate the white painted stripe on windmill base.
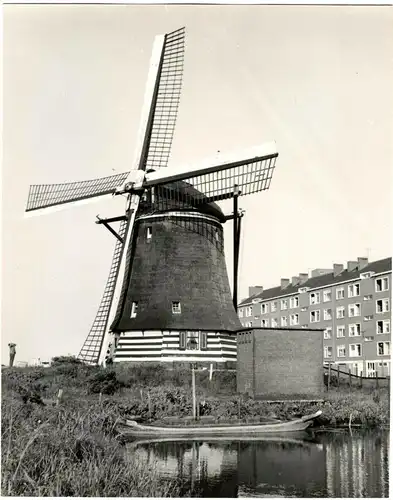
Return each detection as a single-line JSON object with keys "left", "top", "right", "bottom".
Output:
{"left": 145, "top": 141, "right": 278, "bottom": 185}
{"left": 24, "top": 193, "right": 114, "bottom": 218}
{"left": 136, "top": 211, "right": 221, "bottom": 223}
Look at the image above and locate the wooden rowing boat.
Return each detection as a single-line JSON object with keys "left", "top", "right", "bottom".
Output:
{"left": 118, "top": 410, "right": 322, "bottom": 438}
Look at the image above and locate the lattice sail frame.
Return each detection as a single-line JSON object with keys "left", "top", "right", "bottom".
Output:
{"left": 26, "top": 172, "right": 130, "bottom": 213}
{"left": 145, "top": 27, "right": 185, "bottom": 171}
{"left": 78, "top": 220, "right": 128, "bottom": 364}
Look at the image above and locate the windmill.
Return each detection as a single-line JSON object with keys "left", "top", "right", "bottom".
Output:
{"left": 25, "top": 27, "right": 278, "bottom": 366}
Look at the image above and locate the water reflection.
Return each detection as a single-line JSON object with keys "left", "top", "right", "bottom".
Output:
{"left": 128, "top": 430, "right": 389, "bottom": 497}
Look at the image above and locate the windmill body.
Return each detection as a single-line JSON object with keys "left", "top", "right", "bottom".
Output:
{"left": 25, "top": 28, "right": 278, "bottom": 366}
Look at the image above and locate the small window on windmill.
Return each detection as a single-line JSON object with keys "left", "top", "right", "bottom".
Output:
{"left": 146, "top": 226, "right": 152, "bottom": 241}
{"left": 131, "top": 301, "right": 138, "bottom": 318}
{"left": 172, "top": 301, "right": 181, "bottom": 314}
{"left": 215, "top": 228, "right": 219, "bottom": 241}
{"left": 200, "top": 331, "right": 208, "bottom": 350}
{"left": 179, "top": 331, "right": 186, "bottom": 350}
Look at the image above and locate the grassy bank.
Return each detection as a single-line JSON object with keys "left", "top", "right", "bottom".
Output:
{"left": 1, "top": 359, "right": 389, "bottom": 495}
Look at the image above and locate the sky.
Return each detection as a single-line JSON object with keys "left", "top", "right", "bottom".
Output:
{"left": 2, "top": 4, "right": 392, "bottom": 365}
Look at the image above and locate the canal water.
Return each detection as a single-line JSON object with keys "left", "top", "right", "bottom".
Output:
{"left": 128, "top": 429, "right": 389, "bottom": 497}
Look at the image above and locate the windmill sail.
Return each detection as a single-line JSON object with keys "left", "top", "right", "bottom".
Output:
{"left": 143, "top": 142, "right": 278, "bottom": 211}
{"left": 25, "top": 172, "right": 130, "bottom": 213}
{"left": 144, "top": 27, "right": 185, "bottom": 171}
{"left": 78, "top": 219, "right": 128, "bottom": 364}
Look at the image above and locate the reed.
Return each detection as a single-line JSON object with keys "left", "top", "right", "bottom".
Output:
{"left": 1, "top": 394, "right": 181, "bottom": 497}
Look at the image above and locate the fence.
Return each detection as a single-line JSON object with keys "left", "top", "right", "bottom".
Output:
{"left": 324, "top": 365, "right": 390, "bottom": 392}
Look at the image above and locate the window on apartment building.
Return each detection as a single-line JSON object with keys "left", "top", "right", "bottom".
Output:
{"left": 146, "top": 226, "right": 152, "bottom": 241}
{"left": 336, "top": 306, "right": 345, "bottom": 319}
{"left": 348, "top": 283, "right": 360, "bottom": 298}
{"left": 324, "top": 346, "right": 332, "bottom": 358}
{"left": 337, "top": 345, "right": 346, "bottom": 357}
{"left": 271, "top": 301, "right": 277, "bottom": 312}
{"left": 245, "top": 307, "right": 252, "bottom": 317}
{"left": 281, "top": 299, "right": 288, "bottom": 310}
{"left": 238, "top": 309, "right": 244, "bottom": 318}
{"left": 349, "top": 323, "right": 361, "bottom": 337}
{"left": 172, "top": 301, "right": 182, "bottom": 314}
{"left": 324, "top": 328, "right": 332, "bottom": 339}
{"left": 290, "top": 314, "right": 299, "bottom": 326}
{"left": 290, "top": 297, "right": 299, "bottom": 308}
{"left": 310, "top": 292, "right": 320, "bottom": 305}
{"left": 261, "top": 319, "right": 269, "bottom": 327}
{"left": 364, "top": 315, "right": 373, "bottom": 321}
{"left": 349, "top": 344, "right": 362, "bottom": 357}
{"left": 376, "top": 299, "right": 390, "bottom": 313}
{"left": 261, "top": 303, "right": 269, "bottom": 314}
{"left": 245, "top": 321, "right": 253, "bottom": 328}
{"left": 323, "top": 289, "right": 332, "bottom": 302}
{"left": 281, "top": 317, "right": 288, "bottom": 327}
{"left": 364, "top": 336, "right": 374, "bottom": 342}
{"left": 378, "top": 341, "right": 390, "bottom": 356}
{"left": 324, "top": 308, "right": 332, "bottom": 321}
{"left": 337, "top": 325, "right": 345, "bottom": 338}
{"left": 364, "top": 294, "right": 373, "bottom": 301}
{"left": 377, "top": 320, "right": 390, "bottom": 334}
{"left": 131, "top": 301, "right": 138, "bottom": 318}
{"left": 348, "top": 303, "right": 361, "bottom": 317}
{"left": 310, "top": 310, "right": 320, "bottom": 323}
{"left": 271, "top": 318, "right": 278, "bottom": 328}
{"left": 376, "top": 277, "right": 389, "bottom": 292}
{"left": 336, "top": 287, "right": 345, "bottom": 300}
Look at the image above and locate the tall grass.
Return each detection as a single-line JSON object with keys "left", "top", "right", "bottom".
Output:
{"left": 1, "top": 395, "right": 180, "bottom": 497}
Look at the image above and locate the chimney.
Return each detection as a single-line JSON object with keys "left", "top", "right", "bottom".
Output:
{"left": 281, "top": 278, "right": 290, "bottom": 289}
{"left": 299, "top": 273, "right": 308, "bottom": 284}
{"left": 291, "top": 276, "right": 300, "bottom": 286}
{"left": 357, "top": 257, "right": 369, "bottom": 270}
{"left": 249, "top": 286, "right": 263, "bottom": 297}
{"left": 333, "top": 264, "right": 344, "bottom": 276}
{"left": 347, "top": 261, "right": 358, "bottom": 272}
{"left": 311, "top": 268, "right": 333, "bottom": 278}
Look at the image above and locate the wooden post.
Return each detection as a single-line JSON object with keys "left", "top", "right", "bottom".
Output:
{"left": 99, "top": 392, "right": 102, "bottom": 405}
{"left": 233, "top": 185, "right": 240, "bottom": 311}
{"left": 376, "top": 372, "right": 379, "bottom": 391}
{"left": 337, "top": 365, "right": 340, "bottom": 388}
{"left": 56, "top": 389, "right": 63, "bottom": 406}
{"left": 360, "top": 371, "right": 363, "bottom": 389}
{"left": 192, "top": 364, "right": 197, "bottom": 420}
{"left": 349, "top": 368, "right": 352, "bottom": 392}
{"left": 147, "top": 391, "right": 152, "bottom": 419}
{"left": 209, "top": 363, "right": 213, "bottom": 381}
{"left": 238, "top": 397, "right": 241, "bottom": 422}
{"left": 140, "top": 388, "right": 143, "bottom": 402}
{"left": 327, "top": 364, "right": 331, "bottom": 392}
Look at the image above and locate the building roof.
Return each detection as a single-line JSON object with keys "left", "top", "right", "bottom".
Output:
{"left": 239, "top": 257, "right": 392, "bottom": 306}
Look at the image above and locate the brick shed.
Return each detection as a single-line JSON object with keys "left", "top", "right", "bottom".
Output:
{"left": 237, "top": 327, "right": 324, "bottom": 400}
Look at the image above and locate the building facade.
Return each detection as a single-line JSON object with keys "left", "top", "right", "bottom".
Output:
{"left": 238, "top": 257, "right": 391, "bottom": 377}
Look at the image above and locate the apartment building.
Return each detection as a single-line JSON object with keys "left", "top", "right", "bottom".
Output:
{"left": 238, "top": 257, "right": 391, "bottom": 377}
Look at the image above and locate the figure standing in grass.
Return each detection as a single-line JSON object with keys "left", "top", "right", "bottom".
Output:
{"left": 8, "top": 343, "right": 16, "bottom": 367}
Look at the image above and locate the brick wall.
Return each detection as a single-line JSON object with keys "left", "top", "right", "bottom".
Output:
{"left": 237, "top": 328, "right": 324, "bottom": 400}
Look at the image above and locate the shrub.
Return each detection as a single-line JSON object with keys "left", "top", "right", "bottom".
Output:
{"left": 87, "top": 370, "right": 124, "bottom": 395}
